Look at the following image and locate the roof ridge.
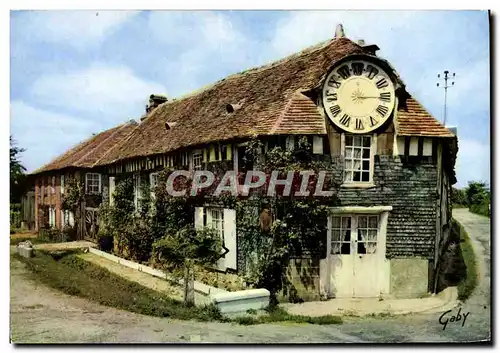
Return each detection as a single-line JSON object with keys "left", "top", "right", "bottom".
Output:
{"left": 91, "top": 122, "right": 139, "bottom": 167}
{"left": 74, "top": 122, "right": 132, "bottom": 167}
{"left": 169, "top": 37, "right": 354, "bottom": 104}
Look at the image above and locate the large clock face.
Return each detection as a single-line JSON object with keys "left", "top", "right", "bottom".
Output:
{"left": 322, "top": 59, "right": 396, "bottom": 134}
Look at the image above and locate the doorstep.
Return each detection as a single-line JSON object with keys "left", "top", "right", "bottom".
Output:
{"left": 282, "top": 287, "right": 459, "bottom": 317}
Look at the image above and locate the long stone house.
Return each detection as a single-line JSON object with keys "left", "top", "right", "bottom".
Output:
{"left": 29, "top": 27, "right": 458, "bottom": 300}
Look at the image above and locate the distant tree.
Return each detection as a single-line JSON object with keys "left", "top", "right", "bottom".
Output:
{"left": 465, "top": 181, "right": 490, "bottom": 206}
{"left": 10, "top": 135, "right": 26, "bottom": 204}
{"left": 451, "top": 187, "right": 468, "bottom": 207}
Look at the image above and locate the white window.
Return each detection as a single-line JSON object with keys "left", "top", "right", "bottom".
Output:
{"left": 85, "top": 173, "right": 101, "bottom": 194}
{"left": 149, "top": 172, "right": 159, "bottom": 199}
{"left": 48, "top": 207, "right": 56, "bottom": 227}
{"left": 150, "top": 172, "right": 159, "bottom": 189}
{"left": 192, "top": 150, "right": 203, "bottom": 171}
{"left": 343, "top": 135, "right": 373, "bottom": 183}
{"left": 51, "top": 176, "right": 56, "bottom": 194}
{"left": 194, "top": 207, "right": 237, "bottom": 270}
{"left": 209, "top": 208, "right": 224, "bottom": 238}
{"left": 60, "top": 175, "right": 65, "bottom": 194}
{"left": 331, "top": 214, "right": 379, "bottom": 255}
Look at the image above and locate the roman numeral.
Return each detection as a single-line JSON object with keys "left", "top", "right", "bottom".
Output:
{"left": 339, "top": 114, "right": 351, "bottom": 127}
{"left": 376, "top": 105, "right": 389, "bottom": 116}
{"left": 355, "top": 118, "right": 364, "bottom": 130}
{"left": 352, "top": 62, "right": 364, "bottom": 76}
{"left": 376, "top": 78, "right": 389, "bottom": 89}
{"left": 369, "top": 116, "right": 378, "bottom": 127}
{"left": 325, "top": 92, "right": 338, "bottom": 102}
{"left": 337, "top": 65, "right": 351, "bottom": 80}
{"left": 366, "top": 64, "right": 379, "bottom": 79}
{"left": 379, "top": 92, "right": 391, "bottom": 102}
{"left": 327, "top": 77, "right": 341, "bottom": 88}
{"left": 329, "top": 105, "right": 341, "bottom": 117}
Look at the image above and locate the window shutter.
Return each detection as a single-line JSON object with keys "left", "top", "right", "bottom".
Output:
{"left": 226, "top": 144, "right": 232, "bottom": 160}
{"left": 60, "top": 175, "right": 65, "bottom": 194}
{"left": 194, "top": 207, "right": 204, "bottom": 230}
{"left": 313, "top": 136, "right": 324, "bottom": 154}
{"left": 223, "top": 209, "right": 237, "bottom": 270}
{"left": 69, "top": 211, "right": 75, "bottom": 227}
{"left": 109, "top": 177, "right": 115, "bottom": 206}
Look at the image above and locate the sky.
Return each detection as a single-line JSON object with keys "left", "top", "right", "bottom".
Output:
{"left": 10, "top": 10, "right": 490, "bottom": 187}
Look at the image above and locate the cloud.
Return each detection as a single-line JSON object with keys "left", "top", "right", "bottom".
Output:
{"left": 146, "top": 11, "right": 254, "bottom": 95}
{"left": 17, "top": 10, "right": 140, "bottom": 51}
{"left": 10, "top": 101, "right": 96, "bottom": 172}
{"left": 30, "top": 65, "right": 167, "bottom": 122}
{"left": 455, "top": 139, "right": 490, "bottom": 188}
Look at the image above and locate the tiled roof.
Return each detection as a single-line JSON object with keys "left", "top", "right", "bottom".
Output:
{"left": 270, "top": 91, "right": 326, "bottom": 135}
{"left": 96, "top": 37, "right": 366, "bottom": 165}
{"left": 396, "top": 97, "right": 455, "bottom": 137}
{"left": 31, "top": 121, "right": 137, "bottom": 174}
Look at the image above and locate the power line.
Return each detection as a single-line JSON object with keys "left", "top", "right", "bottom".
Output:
{"left": 436, "top": 71, "right": 456, "bottom": 125}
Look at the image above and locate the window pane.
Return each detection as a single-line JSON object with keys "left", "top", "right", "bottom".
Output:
{"left": 357, "top": 242, "right": 366, "bottom": 254}
{"left": 345, "top": 148, "right": 353, "bottom": 158}
{"left": 363, "top": 136, "right": 371, "bottom": 147}
{"left": 341, "top": 243, "right": 351, "bottom": 254}
{"left": 358, "top": 216, "right": 368, "bottom": 229}
{"left": 342, "top": 230, "right": 351, "bottom": 242}
{"left": 345, "top": 135, "right": 353, "bottom": 146}
{"left": 332, "top": 229, "right": 341, "bottom": 242}
{"left": 332, "top": 243, "right": 341, "bottom": 254}
{"left": 353, "top": 160, "right": 361, "bottom": 170}
{"left": 362, "top": 160, "right": 370, "bottom": 171}
{"left": 342, "top": 216, "right": 351, "bottom": 229}
{"left": 363, "top": 148, "right": 370, "bottom": 158}
{"left": 331, "top": 217, "right": 341, "bottom": 229}
{"left": 345, "top": 159, "right": 352, "bottom": 170}
{"left": 353, "top": 148, "right": 362, "bottom": 158}
{"left": 353, "top": 171, "right": 361, "bottom": 181}
{"left": 353, "top": 136, "right": 361, "bottom": 146}
{"left": 366, "top": 242, "right": 377, "bottom": 254}
{"left": 369, "top": 216, "right": 378, "bottom": 228}
{"left": 367, "top": 230, "right": 377, "bottom": 242}
{"left": 362, "top": 172, "right": 370, "bottom": 182}
{"left": 344, "top": 171, "right": 353, "bottom": 182}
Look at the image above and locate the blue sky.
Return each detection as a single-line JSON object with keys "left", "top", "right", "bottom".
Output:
{"left": 10, "top": 10, "right": 490, "bottom": 187}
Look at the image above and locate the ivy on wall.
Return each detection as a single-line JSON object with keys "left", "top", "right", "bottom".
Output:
{"left": 96, "top": 136, "right": 341, "bottom": 303}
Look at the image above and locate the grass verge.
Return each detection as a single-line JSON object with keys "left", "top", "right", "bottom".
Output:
{"left": 454, "top": 219, "right": 479, "bottom": 301}
{"left": 13, "top": 250, "right": 342, "bottom": 325}
{"left": 232, "top": 306, "right": 342, "bottom": 325}
{"left": 12, "top": 250, "right": 223, "bottom": 322}
{"left": 10, "top": 236, "right": 50, "bottom": 246}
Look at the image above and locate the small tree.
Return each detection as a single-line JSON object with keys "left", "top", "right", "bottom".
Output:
{"left": 10, "top": 135, "right": 26, "bottom": 204}
{"left": 152, "top": 226, "right": 223, "bottom": 306}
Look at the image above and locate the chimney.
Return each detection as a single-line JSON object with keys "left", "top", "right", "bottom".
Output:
{"left": 334, "top": 24, "right": 345, "bottom": 39}
{"left": 146, "top": 94, "right": 168, "bottom": 113}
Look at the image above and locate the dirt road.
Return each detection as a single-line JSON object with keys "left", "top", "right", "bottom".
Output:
{"left": 10, "top": 210, "right": 491, "bottom": 343}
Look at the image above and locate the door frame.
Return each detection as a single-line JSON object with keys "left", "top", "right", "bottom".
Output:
{"left": 322, "top": 205, "right": 392, "bottom": 298}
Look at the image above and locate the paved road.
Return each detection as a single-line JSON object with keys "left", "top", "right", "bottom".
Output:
{"left": 10, "top": 210, "right": 491, "bottom": 343}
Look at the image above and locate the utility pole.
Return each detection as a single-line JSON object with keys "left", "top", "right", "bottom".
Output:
{"left": 436, "top": 71, "right": 456, "bottom": 125}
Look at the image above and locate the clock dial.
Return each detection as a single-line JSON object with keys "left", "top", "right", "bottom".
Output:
{"left": 322, "top": 58, "right": 396, "bottom": 134}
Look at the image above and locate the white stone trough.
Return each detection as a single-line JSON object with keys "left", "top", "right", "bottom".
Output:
{"left": 209, "top": 288, "right": 270, "bottom": 314}
{"left": 16, "top": 241, "right": 34, "bottom": 258}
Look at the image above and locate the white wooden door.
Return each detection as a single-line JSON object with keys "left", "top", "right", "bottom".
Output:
{"left": 329, "top": 215, "right": 354, "bottom": 297}
{"left": 328, "top": 214, "right": 381, "bottom": 298}
{"left": 353, "top": 215, "right": 379, "bottom": 297}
